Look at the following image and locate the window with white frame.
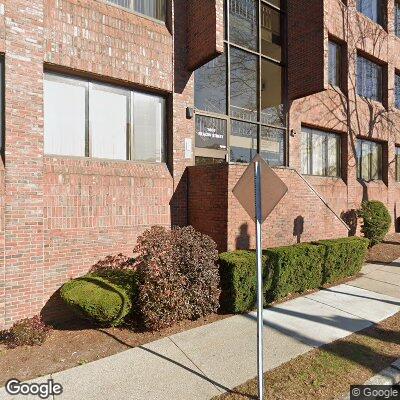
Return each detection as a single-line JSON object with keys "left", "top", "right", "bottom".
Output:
{"left": 356, "top": 138, "right": 383, "bottom": 181}
{"left": 301, "top": 127, "right": 341, "bottom": 177}
{"left": 44, "top": 73, "right": 166, "bottom": 163}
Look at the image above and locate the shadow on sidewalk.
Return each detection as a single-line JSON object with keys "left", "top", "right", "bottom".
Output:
{"left": 97, "top": 329, "right": 256, "bottom": 399}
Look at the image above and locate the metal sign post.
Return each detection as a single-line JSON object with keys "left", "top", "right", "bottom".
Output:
{"left": 254, "top": 160, "right": 264, "bottom": 400}
{"left": 232, "top": 154, "right": 288, "bottom": 400}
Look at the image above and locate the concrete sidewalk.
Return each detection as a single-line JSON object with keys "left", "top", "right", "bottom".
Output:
{"left": 1, "top": 261, "right": 400, "bottom": 400}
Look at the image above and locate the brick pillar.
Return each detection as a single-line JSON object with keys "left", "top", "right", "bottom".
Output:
{"left": 4, "top": 0, "right": 45, "bottom": 326}
{"left": 171, "top": 0, "right": 195, "bottom": 227}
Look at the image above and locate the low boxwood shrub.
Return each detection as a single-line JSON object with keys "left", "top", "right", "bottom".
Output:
{"left": 0, "top": 316, "right": 51, "bottom": 349}
{"left": 264, "top": 243, "right": 326, "bottom": 302}
{"left": 219, "top": 237, "right": 369, "bottom": 313}
{"left": 135, "top": 226, "right": 220, "bottom": 331}
{"left": 60, "top": 274, "right": 133, "bottom": 326}
{"left": 219, "top": 251, "right": 268, "bottom": 313}
{"left": 315, "top": 237, "right": 369, "bottom": 284}
{"left": 358, "top": 200, "right": 391, "bottom": 247}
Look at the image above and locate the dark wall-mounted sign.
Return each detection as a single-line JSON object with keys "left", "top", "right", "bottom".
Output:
{"left": 195, "top": 115, "right": 227, "bottom": 150}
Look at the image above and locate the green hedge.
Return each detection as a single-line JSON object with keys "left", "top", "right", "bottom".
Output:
{"left": 60, "top": 272, "right": 137, "bottom": 326}
{"left": 219, "top": 251, "right": 268, "bottom": 313}
{"left": 315, "top": 237, "right": 369, "bottom": 284}
{"left": 219, "top": 237, "right": 368, "bottom": 313}
{"left": 264, "top": 243, "right": 325, "bottom": 303}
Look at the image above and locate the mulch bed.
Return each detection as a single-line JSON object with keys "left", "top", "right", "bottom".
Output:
{"left": 215, "top": 311, "right": 400, "bottom": 400}
{"left": 367, "top": 233, "right": 400, "bottom": 264}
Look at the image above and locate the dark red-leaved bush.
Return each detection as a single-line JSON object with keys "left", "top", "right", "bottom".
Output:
{"left": 0, "top": 315, "right": 51, "bottom": 348}
{"left": 135, "top": 226, "right": 220, "bottom": 331}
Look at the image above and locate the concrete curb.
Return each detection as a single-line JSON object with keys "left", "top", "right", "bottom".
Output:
{"left": 336, "top": 359, "right": 400, "bottom": 399}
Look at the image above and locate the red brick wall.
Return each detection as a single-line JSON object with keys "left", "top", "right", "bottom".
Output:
{"left": 4, "top": 0, "right": 45, "bottom": 327}
{"left": 42, "top": 157, "right": 172, "bottom": 320}
{"left": 0, "top": 0, "right": 181, "bottom": 329}
{"left": 187, "top": 0, "right": 224, "bottom": 71}
{"left": 44, "top": 0, "right": 173, "bottom": 92}
{"left": 188, "top": 164, "right": 349, "bottom": 252}
{"left": 287, "top": 0, "right": 326, "bottom": 101}
{"left": 188, "top": 164, "right": 228, "bottom": 251}
{"left": 289, "top": 0, "right": 400, "bottom": 234}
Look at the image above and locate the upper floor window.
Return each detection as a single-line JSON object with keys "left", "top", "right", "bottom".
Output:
{"left": 107, "top": 0, "right": 166, "bottom": 22}
{"left": 44, "top": 73, "right": 166, "bottom": 162}
{"left": 396, "top": 146, "right": 400, "bottom": 181}
{"left": 194, "top": 0, "right": 287, "bottom": 167}
{"left": 395, "top": 73, "right": 400, "bottom": 109}
{"left": 357, "top": 55, "right": 383, "bottom": 102}
{"left": 328, "top": 41, "right": 342, "bottom": 88}
{"left": 301, "top": 127, "right": 341, "bottom": 178}
{"left": 356, "top": 0, "right": 385, "bottom": 27}
{"left": 396, "top": 1, "right": 400, "bottom": 37}
{"left": 356, "top": 138, "right": 383, "bottom": 181}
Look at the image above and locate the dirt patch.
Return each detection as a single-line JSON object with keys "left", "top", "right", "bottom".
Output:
{"left": 0, "top": 312, "right": 232, "bottom": 387}
{"left": 367, "top": 233, "right": 400, "bottom": 264}
{"left": 215, "top": 311, "right": 400, "bottom": 400}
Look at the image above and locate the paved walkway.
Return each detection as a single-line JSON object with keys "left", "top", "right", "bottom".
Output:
{"left": 1, "top": 261, "right": 400, "bottom": 400}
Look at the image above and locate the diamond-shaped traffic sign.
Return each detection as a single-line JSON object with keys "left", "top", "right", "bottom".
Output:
{"left": 232, "top": 154, "right": 288, "bottom": 223}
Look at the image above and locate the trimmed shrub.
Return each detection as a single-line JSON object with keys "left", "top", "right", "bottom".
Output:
{"left": 0, "top": 316, "right": 50, "bottom": 349}
{"left": 219, "top": 237, "right": 369, "bottom": 313}
{"left": 264, "top": 243, "right": 325, "bottom": 302}
{"left": 316, "top": 237, "right": 369, "bottom": 284}
{"left": 135, "top": 226, "right": 220, "bottom": 331}
{"left": 219, "top": 251, "right": 268, "bottom": 313}
{"left": 60, "top": 275, "right": 132, "bottom": 326}
{"left": 358, "top": 200, "right": 391, "bottom": 247}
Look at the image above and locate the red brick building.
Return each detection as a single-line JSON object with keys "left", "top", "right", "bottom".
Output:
{"left": 0, "top": 0, "right": 399, "bottom": 328}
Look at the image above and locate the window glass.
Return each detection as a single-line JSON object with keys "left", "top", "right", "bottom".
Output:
{"left": 396, "top": 147, "right": 400, "bottom": 182}
{"left": 356, "top": 0, "right": 384, "bottom": 26}
{"left": 133, "top": 92, "right": 165, "bottom": 162}
{"left": 395, "top": 73, "right": 400, "bottom": 109}
{"left": 357, "top": 55, "right": 382, "bottom": 102}
{"left": 301, "top": 130, "right": 311, "bottom": 175}
{"left": 229, "top": 0, "right": 258, "bottom": 51}
{"left": 301, "top": 127, "right": 341, "bottom": 177}
{"left": 261, "top": 59, "right": 284, "bottom": 126}
{"left": 328, "top": 41, "right": 341, "bottom": 87}
{"left": 195, "top": 115, "right": 227, "bottom": 150}
{"left": 229, "top": 120, "right": 258, "bottom": 163}
{"left": 230, "top": 47, "right": 258, "bottom": 121}
{"left": 107, "top": 0, "right": 166, "bottom": 21}
{"left": 357, "top": 139, "right": 383, "bottom": 181}
{"left": 396, "top": 1, "right": 400, "bottom": 37}
{"left": 44, "top": 76, "right": 87, "bottom": 157}
{"left": 261, "top": 3, "right": 281, "bottom": 61}
{"left": 194, "top": 53, "right": 227, "bottom": 114}
{"left": 44, "top": 73, "right": 166, "bottom": 163}
{"left": 260, "top": 126, "right": 285, "bottom": 166}
{"left": 90, "top": 84, "right": 129, "bottom": 160}
{"left": 327, "top": 134, "right": 340, "bottom": 177}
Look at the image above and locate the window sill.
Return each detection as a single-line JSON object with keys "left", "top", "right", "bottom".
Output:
{"left": 357, "top": 179, "right": 386, "bottom": 187}
{"left": 43, "top": 155, "right": 171, "bottom": 178}
{"left": 98, "top": 0, "right": 166, "bottom": 26}
{"left": 355, "top": 11, "right": 387, "bottom": 33}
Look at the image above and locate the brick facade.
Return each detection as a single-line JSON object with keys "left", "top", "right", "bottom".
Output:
{"left": 1, "top": 0, "right": 400, "bottom": 328}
